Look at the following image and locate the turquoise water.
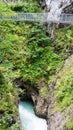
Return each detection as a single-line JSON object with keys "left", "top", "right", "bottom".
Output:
{"left": 19, "top": 101, "right": 47, "bottom": 130}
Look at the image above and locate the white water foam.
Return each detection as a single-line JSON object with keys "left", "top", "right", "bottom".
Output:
{"left": 19, "top": 101, "right": 47, "bottom": 130}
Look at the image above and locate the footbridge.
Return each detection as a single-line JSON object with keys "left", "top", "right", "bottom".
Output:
{"left": 0, "top": 13, "right": 73, "bottom": 24}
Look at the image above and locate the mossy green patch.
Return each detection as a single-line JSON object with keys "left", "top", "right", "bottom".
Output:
{"left": 53, "top": 25, "right": 73, "bottom": 57}
{"left": 65, "top": 116, "right": 73, "bottom": 130}
{"left": 55, "top": 60, "right": 73, "bottom": 111}
{"left": 40, "top": 86, "right": 48, "bottom": 97}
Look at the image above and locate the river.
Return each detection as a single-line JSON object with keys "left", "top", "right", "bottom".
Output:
{"left": 19, "top": 101, "right": 47, "bottom": 130}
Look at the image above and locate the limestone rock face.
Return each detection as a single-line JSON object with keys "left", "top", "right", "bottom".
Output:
{"left": 63, "top": 2, "right": 73, "bottom": 13}
{"left": 34, "top": 96, "right": 48, "bottom": 118}
{"left": 40, "top": 0, "right": 73, "bottom": 36}
{"left": 40, "top": 0, "right": 73, "bottom": 14}
{"left": 48, "top": 112, "right": 65, "bottom": 130}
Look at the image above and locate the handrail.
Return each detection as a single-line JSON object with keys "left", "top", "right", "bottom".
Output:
{"left": 0, "top": 13, "right": 73, "bottom": 24}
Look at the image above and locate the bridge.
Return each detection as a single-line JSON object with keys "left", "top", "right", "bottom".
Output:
{"left": 0, "top": 13, "right": 73, "bottom": 24}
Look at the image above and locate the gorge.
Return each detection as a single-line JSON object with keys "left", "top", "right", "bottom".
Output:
{"left": 0, "top": 1, "right": 73, "bottom": 130}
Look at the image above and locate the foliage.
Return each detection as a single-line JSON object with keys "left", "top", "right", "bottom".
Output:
{"left": 53, "top": 25, "right": 73, "bottom": 57}
{"left": 21, "top": 24, "right": 63, "bottom": 83}
{"left": 9, "top": 0, "right": 41, "bottom": 12}
{"left": 0, "top": 1, "right": 73, "bottom": 130}
{"left": 40, "top": 86, "right": 48, "bottom": 97}
{"left": 0, "top": 1, "right": 42, "bottom": 129}
{"left": 65, "top": 116, "right": 73, "bottom": 130}
{"left": 55, "top": 61, "right": 73, "bottom": 111}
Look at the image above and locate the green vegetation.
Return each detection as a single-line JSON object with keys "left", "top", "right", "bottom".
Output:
{"left": 40, "top": 86, "right": 48, "bottom": 97}
{"left": 10, "top": 0, "right": 41, "bottom": 12}
{"left": 0, "top": 1, "right": 73, "bottom": 130}
{"left": 21, "top": 24, "right": 63, "bottom": 83}
{"left": 65, "top": 116, "right": 73, "bottom": 130}
{"left": 55, "top": 60, "right": 73, "bottom": 111}
{"left": 0, "top": 1, "right": 42, "bottom": 129}
{"left": 53, "top": 26, "right": 73, "bottom": 130}
{"left": 0, "top": 70, "right": 18, "bottom": 130}
{"left": 53, "top": 25, "right": 73, "bottom": 56}
{"left": 54, "top": 60, "right": 73, "bottom": 130}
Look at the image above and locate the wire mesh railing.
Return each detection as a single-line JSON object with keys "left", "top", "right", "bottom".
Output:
{"left": 0, "top": 12, "right": 73, "bottom": 24}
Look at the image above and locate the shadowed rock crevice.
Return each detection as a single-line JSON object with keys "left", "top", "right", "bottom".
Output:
{"left": 14, "top": 78, "right": 48, "bottom": 119}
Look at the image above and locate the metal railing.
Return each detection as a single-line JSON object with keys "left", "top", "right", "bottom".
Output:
{"left": 0, "top": 13, "right": 73, "bottom": 24}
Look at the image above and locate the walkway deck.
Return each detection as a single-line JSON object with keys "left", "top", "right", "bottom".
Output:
{"left": 0, "top": 13, "right": 73, "bottom": 24}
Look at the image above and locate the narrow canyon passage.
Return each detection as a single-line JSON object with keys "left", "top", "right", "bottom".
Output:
{"left": 19, "top": 101, "right": 47, "bottom": 130}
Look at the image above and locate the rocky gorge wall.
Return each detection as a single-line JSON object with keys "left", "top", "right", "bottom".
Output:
{"left": 13, "top": 2, "right": 73, "bottom": 130}
{"left": 39, "top": 0, "right": 73, "bottom": 37}
{"left": 47, "top": 55, "right": 73, "bottom": 130}
{"left": 15, "top": 54, "right": 73, "bottom": 130}
{"left": 0, "top": 1, "right": 73, "bottom": 130}
{"left": 14, "top": 1, "right": 73, "bottom": 129}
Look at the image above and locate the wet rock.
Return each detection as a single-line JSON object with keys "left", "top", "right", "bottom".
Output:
{"left": 14, "top": 78, "right": 48, "bottom": 118}
{"left": 34, "top": 97, "right": 48, "bottom": 118}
